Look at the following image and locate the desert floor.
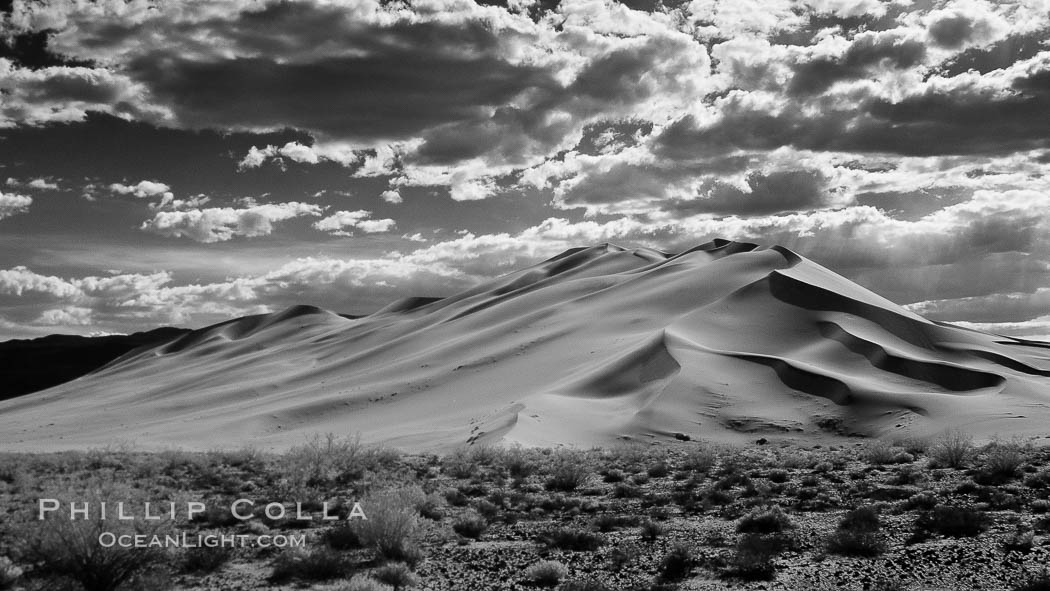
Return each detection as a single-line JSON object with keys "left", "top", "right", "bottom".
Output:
{"left": 2, "top": 435, "right": 1050, "bottom": 591}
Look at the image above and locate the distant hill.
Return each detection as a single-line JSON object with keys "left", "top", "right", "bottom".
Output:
{"left": 0, "top": 327, "right": 190, "bottom": 401}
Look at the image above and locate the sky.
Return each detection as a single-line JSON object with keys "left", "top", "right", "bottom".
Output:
{"left": 0, "top": 0, "right": 1049, "bottom": 341}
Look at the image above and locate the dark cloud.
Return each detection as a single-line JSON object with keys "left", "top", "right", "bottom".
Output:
{"left": 788, "top": 32, "right": 927, "bottom": 96}
{"left": 657, "top": 62, "right": 1050, "bottom": 158}
{"left": 413, "top": 35, "right": 693, "bottom": 165}
{"left": 574, "top": 119, "right": 653, "bottom": 156}
{"left": 671, "top": 169, "right": 830, "bottom": 216}
{"left": 770, "top": 11, "right": 898, "bottom": 47}
{"left": 131, "top": 51, "right": 553, "bottom": 140}
{"left": 104, "top": 4, "right": 556, "bottom": 141}
{"left": 938, "top": 30, "right": 1048, "bottom": 76}
{"left": 0, "top": 30, "right": 93, "bottom": 70}
{"left": 928, "top": 13, "right": 978, "bottom": 49}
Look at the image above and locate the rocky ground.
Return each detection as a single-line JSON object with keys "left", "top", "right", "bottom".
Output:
{"left": 2, "top": 435, "right": 1050, "bottom": 591}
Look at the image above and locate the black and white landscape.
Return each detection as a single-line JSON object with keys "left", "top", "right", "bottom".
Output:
{"left": 2, "top": 1, "right": 1050, "bottom": 590}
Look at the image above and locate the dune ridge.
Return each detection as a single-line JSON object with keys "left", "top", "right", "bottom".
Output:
{"left": 1, "top": 239, "right": 1048, "bottom": 452}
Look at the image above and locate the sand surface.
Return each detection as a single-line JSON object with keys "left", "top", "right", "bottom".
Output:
{"left": 1, "top": 239, "right": 1048, "bottom": 452}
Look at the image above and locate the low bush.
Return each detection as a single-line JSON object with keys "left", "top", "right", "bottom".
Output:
{"left": 351, "top": 490, "right": 422, "bottom": 565}
{"left": 524, "top": 560, "right": 568, "bottom": 587}
{"left": 930, "top": 430, "right": 974, "bottom": 469}
{"left": 766, "top": 469, "right": 789, "bottom": 483}
{"left": 372, "top": 562, "right": 418, "bottom": 590}
{"left": 452, "top": 511, "right": 488, "bottom": 539}
{"left": 658, "top": 542, "right": 694, "bottom": 581}
{"left": 18, "top": 485, "right": 172, "bottom": 591}
{"left": 724, "top": 533, "right": 786, "bottom": 581}
{"left": 912, "top": 505, "right": 988, "bottom": 540}
{"left": 976, "top": 439, "right": 1027, "bottom": 485}
{"left": 737, "top": 506, "right": 793, "bottom": 534}
{"left": 826, "top": 506, "right": 884, "bottom": 557}
{"left": 591, "top": 514, "right": 639, "bottom": 532}
{"left": 537, "top": 527, "right": 603, "bottom": 551}
{"left": 545, "top": 462, "right": 591, "bottom": 492}
{"left": 0, "top": 557, "right": 22, "bottom": 590}
{"left": 639, "top": 519, "right": 665, "bottom": 542}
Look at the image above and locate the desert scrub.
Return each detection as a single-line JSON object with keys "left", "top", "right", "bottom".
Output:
{"left": 724, "top": 533, "right": 788, "bottom": 581}
{"left": 17, "top": 482, "right": 172, "bottom": 591}
{"left": 639, "top": 519, "right": 666, "bottom": 542}
{"left": 451, "top": 510, "right": 488, "bottom": 539}
{"left": 975, "top": 438, "right": 1027, "bottom": 485}
{"left": 591, "top": 514, "right": 639, "bottom": 532}
{"left": 826, "top": 506, "right": 885, "bottom": 557}
{"left": 863, "top": 441, "right": 903, "bottom": 465}
{"left": 737, "top": 505, "right": 793, "bottom": 534}
{"left": 372, "top": 562, "right": 418, "bottom": 590}
{"left": 658, "top": 542, "right": 695, "bottom": 581}
{"left": 524, "top": 560, "right": 568, "bottom": 587}
{"left": 351, "top": 489, "right": 422, "bottom": 566}
{"left": 544, "top": 458, "right": 591, "bottom": 492}
{"left": 440, "top": 447, "right": 477, "bottom": 479}
{"left": 280, "top": 433, "right": 398, "bottom": 492}
{"left": 0, "top": 557, "right": 22, "bottom": 590}
{"left": 537, "top": 527, "right": 603, "bottom": 551}
{"left": 498, "top": 445, "right": 537, "bottom": 479}
{"left": 270, "top": 546, "right": 351, "bottom": 583}
{"left": 912, "top": 504, "right": 989, "bottom": 541}
{"left": 930, "top": 430, "right": 974, "bottom": 469}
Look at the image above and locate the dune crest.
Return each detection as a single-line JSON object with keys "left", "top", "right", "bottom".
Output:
{"left": 1, "top": 239, "right": 1048, "bottom": 451}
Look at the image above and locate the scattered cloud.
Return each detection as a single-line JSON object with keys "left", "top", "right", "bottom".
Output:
{"left": 0, "top": 192, "right": 32, "bottom": 220}
{"left": 312, "top": 210, "right": 396, "bottom": 236}
{"left": 141, "top": 201, "right": 324, "bottom": 243}
{"left": 109, "top": 179, "right": 172, "bottom": 199}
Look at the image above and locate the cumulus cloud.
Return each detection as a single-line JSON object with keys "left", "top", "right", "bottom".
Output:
{"left": 109, "top": 180, "right": 172, "bottom": 199}
{"left": 141, "top": 201, "right": 324, "bottom": 242}
{"left": 36, "top": 306, "right": 94, "bottom": 326}
{"left": 0, "top": 192, "right": 33, "bottom": 220}
{"left": 380, "top": 189, "right": 403, "bottom": 204}
{"left": 4, "top": 0, "right": 1050, "bottom": 339}
{"left": 7, "top": 177, "right": 59, "bottom": 190}
{"left": 312, "top": 210, "right": 396, "bottom": 236}
{"left": 237, "top": 141, "right": 360, "bottom": 169}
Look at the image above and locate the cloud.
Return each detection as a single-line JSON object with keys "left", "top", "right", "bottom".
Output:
{"left": 36, "top": 306, "right": 93, "bottom": 326}
{"left": 671, "top": 168, "right": 833, "bottom": 216}
{"left": 312, "top": 210, "right": 396, "bottom": 236}
{"left": 141, "top": 201, "right": 323, "bottom": 243}
{"left": 906, "top": 288, "right": 1050, "bottom": 324}
{"left": 0, "top": 59, "right": 166, "bottom": 126}
{"left": 7, "top": 177, "right": 59, "bottom": 190}
{"left": 380, "top": 189, "right": 403, "bottom": 204}
{"left": 788, "top": 30, "right": 928, "bottom": 96}
{"left": 0, "top": 192, "right": 32, "bottom": 220}
{"left": 0, "top": 266, "right": 80, "bottom": 298}
{"left": 109, "top": 179, "right": 172, "bottom": 198}
{"left": 237, "top": 141, "right": 360, "bottom": 170}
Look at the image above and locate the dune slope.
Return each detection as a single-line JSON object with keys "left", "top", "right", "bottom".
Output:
{"left": 1, "top": 240, "right": 1048, "bottom": 451}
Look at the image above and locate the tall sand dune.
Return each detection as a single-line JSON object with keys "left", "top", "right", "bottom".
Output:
{"left": 1, "top": 240, "right": 1048, "bottom": 451}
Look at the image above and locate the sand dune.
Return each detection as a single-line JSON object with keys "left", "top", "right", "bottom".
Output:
{"left": 1, "top": 239, "right": 1048, "bottom": 452}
